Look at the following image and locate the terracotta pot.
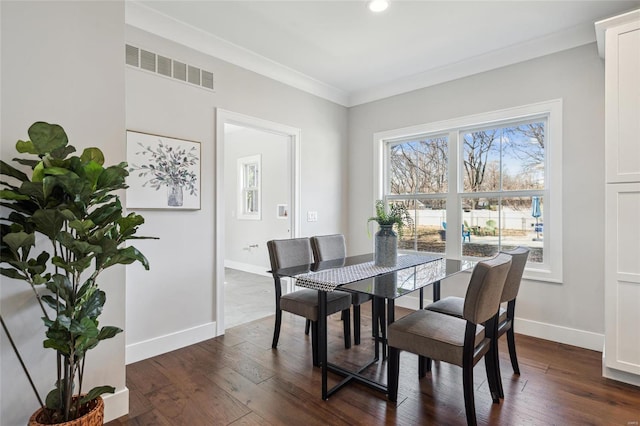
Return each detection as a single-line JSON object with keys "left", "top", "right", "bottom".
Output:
{"left": 28, "top": 396, "right": 104, "bottom": 426}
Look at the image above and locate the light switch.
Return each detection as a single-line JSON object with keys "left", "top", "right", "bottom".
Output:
{"left": 307, "top": 211, "right": 318, "bottom": 222}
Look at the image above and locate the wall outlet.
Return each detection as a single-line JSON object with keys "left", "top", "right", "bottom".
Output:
{"left": 307, "top": 211, "right": 318, "bottom": 222}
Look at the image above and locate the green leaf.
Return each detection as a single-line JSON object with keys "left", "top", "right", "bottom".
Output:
{"left": 27, "top": 122, "right": 69, "bottom": 156}
{"left": 79, "top": 386, "right": 115, "bottom": 405}
{"left": 42, "top": 295, "right": 66, "bottom": 312}
{"left": 47, "top": 274, "right": 73, "bottom": 302}
{"left": 0, "top": 189, "right": 30, "bottom": 201}
{"left": 0, "top": 159, "right": 29, "bottom": 182}
{"left": 81, "top": 148, "right": 105, "bottom": 166}
{"left": 31, "top": 209, "right": 64, "bottom": 240}
{"left": 96, "top": 164, "right": 127, "bottom": 190}
{"left": 97, "top": 326, "right": 122, "bottom": 341}
{"left": 45, "top": 388, "right": 61, "bottom": 410}
{"left": 15, "top": 139, "right": 37, "bottom": 155}
{"left": 43, "top": 338, "right": 69, "bottom": 354}
{"left": 11, "top": 158, "right": 40, "bottom": 168}
{"left": 79, "top": 289, "right": 106, "bottom": 319}
{"left": 32, "top": 161, "right": 45, "bottom": 182}
{"left": 42, "top": 166, "right": 71, "bottom": 176}
{"left": 102, "top": 245, "right": 150, "bottom": 270}
{"left": 2, "top": 231, "right": 35, "bottom": 252}
{"left": 0, "top": 267, "right": 27, "bottom": 280}
{"left": 82, "top": 161, "right": 104, "bottom": 190}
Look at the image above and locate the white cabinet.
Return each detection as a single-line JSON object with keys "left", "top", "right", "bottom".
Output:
{"left": 596, "top": 10, "right": 640, "bottom": 385}
{"left": 604, "top": 183, "right": 640, "bottom": 376}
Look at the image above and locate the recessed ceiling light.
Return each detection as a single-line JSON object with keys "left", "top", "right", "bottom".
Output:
{"left": 368, "top": 0, "right": 389, "bottom": 13}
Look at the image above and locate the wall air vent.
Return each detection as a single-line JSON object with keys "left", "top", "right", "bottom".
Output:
{"left": 140, "top": 50, "right": 156, "bottom": 72}
{"left": 173, "top": 61, "right": 187, "bottom": 81}
{"left": 125, "top": 44, "right": 215, "bottom": 92}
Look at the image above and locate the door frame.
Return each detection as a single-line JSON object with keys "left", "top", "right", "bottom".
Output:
{"left": 215, "top": 108, "right": 301, "bottom": 335}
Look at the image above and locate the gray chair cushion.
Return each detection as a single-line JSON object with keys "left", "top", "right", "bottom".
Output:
{"left": 427, "top": 297, "right": 508, "bottom": 325}
{"left": 500, "top": 247, "right": 530, "bottom": 303}
{"left": 388, "top": 309, "right": 486, "bottom": 367}
{"left": 463, "top": 253, "right": 512, "bottom": 324}
{"left": 426, "top": 296, "right": 464, "bottom": 318}
{"left": 281, "top": 288, "right": 352, "bottom": 321}
{"left": 310, "top": 234, "right": 346, "bottom": 262}
{"left": 268, "top": 238, "right": 314, "bottom": 270}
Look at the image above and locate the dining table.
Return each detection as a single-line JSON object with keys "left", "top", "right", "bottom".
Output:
{"left": 271, "top": 252, "right": 476, "bottom": 400}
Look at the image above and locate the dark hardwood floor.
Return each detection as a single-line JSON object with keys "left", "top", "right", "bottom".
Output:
{"left": 107, "top": 305, "right": 640, "bottom": 425}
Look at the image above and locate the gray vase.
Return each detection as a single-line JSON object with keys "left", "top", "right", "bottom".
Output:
{"left": 375, "top": 224, "right": 398, "bottom": 267}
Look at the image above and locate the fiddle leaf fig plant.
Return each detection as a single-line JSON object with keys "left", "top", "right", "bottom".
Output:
{"left": 0, "top": 122, "right": 155, "bottom": 423}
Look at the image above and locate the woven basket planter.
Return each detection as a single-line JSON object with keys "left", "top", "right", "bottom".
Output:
{"left": 28, "top": 396, "right": 104, "bottom": 426}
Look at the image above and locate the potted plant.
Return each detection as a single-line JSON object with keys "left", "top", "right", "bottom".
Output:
{"left": 368, "top": 200, "right": 413, "bottom": 267}
{"left": 0, "top": 122, "right": 154, "bottom": 425}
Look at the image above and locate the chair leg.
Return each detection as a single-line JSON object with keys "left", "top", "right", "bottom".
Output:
{"left": 311, "top": 321, "right": 319, "bottom": 367}
{"left": 342, "top": 309, "right": 351, "bottom": 349}
{"left": 484, "top": 347, "right": 501, "bottom": 403}
{"left": 507, "top": 327, "right": 520, "bottom": 375}
{"left": 272, "top": 309, "right": 282, "bottom": 349}
{"left": 463, "top": 362, "right": 477, "bottom": 426}
{"left": 305, "top": 319, "right": 310, "bottom": 335}
{"left": 418, "top": 355, "right": 432, "bottom": 377}
{"left": 353, "top": 305, "right": 361, "bottom": 345}
{"left": 387, "top": 346, "right": 400, "bottom": 402}
{"left": 494, "top": 336, "right": 504, "bottom": 398}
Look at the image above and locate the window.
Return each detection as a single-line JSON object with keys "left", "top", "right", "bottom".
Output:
{"left": 375, "top": 100, "right": 562, "bottom": 282}
{"left": 238, "top": 155, "right": 261, "bottom": 220}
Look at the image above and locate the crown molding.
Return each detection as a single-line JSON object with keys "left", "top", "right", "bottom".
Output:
{"left": 126, "top": 1, "right": 600, "bottom": 108}
{"left": 125, "top": 1, "right": 350, "bottom": 106}
{"left": 349, "top": 22, "right": 597, "bottom": 106}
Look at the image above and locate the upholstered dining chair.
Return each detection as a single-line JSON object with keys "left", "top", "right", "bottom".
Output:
{"left": 267, "top": 238, "right": 352, "bottom": 367}
{"left": 387, "top": 253, "right": 512, "bottom": 426}
{"left": 426, "top": 246, "right": 529, "bottom": 397}
{"left": 310, "top": 234, "right": 374, "bottom": 345}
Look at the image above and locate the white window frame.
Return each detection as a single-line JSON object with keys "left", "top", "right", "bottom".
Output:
{"left": 237, "top": 154, "right": 262, "bottom": 220}
{"left": 373, "top": 99, "right": 563, "bottom": 283}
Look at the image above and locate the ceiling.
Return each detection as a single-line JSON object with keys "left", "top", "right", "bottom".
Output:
{"left": 128, "top": 1, "right": 640, "bottom": 106}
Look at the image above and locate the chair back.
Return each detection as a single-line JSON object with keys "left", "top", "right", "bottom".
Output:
{"left": 500, "top": 247, "right": 530, "bottom": 303}
{"left": 267, "top": 238, "right": 313, "bottom": 271}
{"left": 310, "top": 234, "right": 346, "bottom": 262}
{"left": 463, "top": 253, "right": 512, "bottom": 325}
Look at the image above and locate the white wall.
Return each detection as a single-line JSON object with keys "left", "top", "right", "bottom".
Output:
{"left": 224, "top": 127, "right": 291, "bottom": 272}
{"left": 1, "top": 1, "right": 128, "bottom": 424}
{"left": 348, "top": 43, "right": 607, "bottom": 349}
{"left": 124, "top": 26, "right": 348, "bottom": 362}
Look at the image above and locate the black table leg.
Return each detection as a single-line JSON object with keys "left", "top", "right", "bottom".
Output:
{"left": 372, "top": 296, "right": 379, "bottom": 360}
{"left": 419, "top": 287, "right": 424, "bottom": 309}
{"left": 433, "top": 280, "right": 441, "bottom": 302}
{"left": 318, "top": 290, "right": 328, "bottom": 400}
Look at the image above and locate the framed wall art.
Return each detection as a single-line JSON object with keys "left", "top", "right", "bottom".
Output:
{"left": 126, "top": 130, "right": 201, "bottom": 209}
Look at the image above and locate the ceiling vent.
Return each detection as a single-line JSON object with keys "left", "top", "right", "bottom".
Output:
{"left": 125, "top": 44, "right": 214, "bottom": 92}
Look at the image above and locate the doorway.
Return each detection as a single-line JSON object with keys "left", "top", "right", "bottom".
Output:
{"left": 215, "top": 109, "right": 300, "bottom": 334}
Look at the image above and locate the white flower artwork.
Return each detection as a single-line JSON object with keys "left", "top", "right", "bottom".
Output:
{"left": 126, "top": 131, "right": 201, "bottom": 209}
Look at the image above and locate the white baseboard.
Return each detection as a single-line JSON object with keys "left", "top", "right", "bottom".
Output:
{"left": 514, "top": 318, "right": 604, "bottom": 351}
{"left": 394, "top": 294, "right": 604, "bottom": 351}
{"left": 103, "top": 387, "right": 129, "bottom": 423}
{"left": 603, "top": 364, "right": 640, "bottom": 388}
{"left": 225, "top": 260, "right": 271, "bottom": 277}
{"left": 126, "top": 321, "right": 219, "bottom": 364}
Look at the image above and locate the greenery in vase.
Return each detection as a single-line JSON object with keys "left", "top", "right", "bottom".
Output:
{"left": 367, "top": 200, "right": 413, "bottom": 238}
{"left": 129, "top": 140, "right": 198, "bottom": 195}
{"left": 0, "top": 122, "right": 154, "bottom": 423}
